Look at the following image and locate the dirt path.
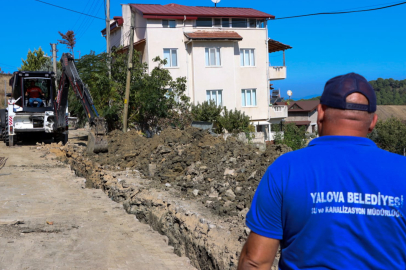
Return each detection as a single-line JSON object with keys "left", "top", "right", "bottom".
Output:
{"left": 0, "top": 137, "right": 195, "bottom": 270}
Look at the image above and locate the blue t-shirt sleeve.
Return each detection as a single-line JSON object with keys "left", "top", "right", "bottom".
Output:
{"left": 246, "top": 161, "right": 283, "bottom": 240}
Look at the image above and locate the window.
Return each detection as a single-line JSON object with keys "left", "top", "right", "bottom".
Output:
{"left": 222, "top": 18, "right": 230, "bottom": 28}
{"left": 249, "top": 19, "right": 256, "bottom": 28}
{"left": 162, "top": 20, "right": 176, "bottom": 28}
{"left": 205, "top": 48, "right": 221, "bottom": 66}
{"left": 240, "top": 49, "right": 255, "bottom": 66}
{"left": 232, "top": 18, "right": 247, "bottom": 28}
{"left": 163, "top": 49, "right": 178, "bottom": 67}
{"left": 165, "top": 88, "right": 179, "bottom": 102}
{"left": 213, "top": 18, "right": 221, "bottom": 27}
{"left": 196, "top": 18, "right": 213, "bottom": 27}
{"left": 241, "top": 89, "right": 257, "bottom": 106}
{"left": 206, "top": 90, "right": 222, "bottom": 106}
{"left": 256, "top": 19, "right": 265, "bottom": 28}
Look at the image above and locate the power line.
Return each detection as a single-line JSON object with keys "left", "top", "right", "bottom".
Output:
{"left": 75, "top": 0, "right": 99, "bottom": 38}
{"left": 34, "top": 0, "right": 406, "bottom": 25}
{"left": 274, "top": 1, "right": 406, "bottom": 20}
{"left": 72, "top": 0, "right": 94, "bottom": 32}
{"left": 34, "top": 0, "right": 105, "bottom": 21}
{"left": 76, "top": 1, "right": 103, "bottom": 40}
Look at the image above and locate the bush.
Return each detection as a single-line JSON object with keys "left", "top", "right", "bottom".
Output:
{"left": 191, "top": 100, "right": 223, "bottom": 123}
{"left": 368, "top": 117, "right": 406, "bottom": 155}
{"left": 274, "top": 123, "right": 307, "bottom": 150}
{"left": 217, "top": 107, "right": 253, "bottom": 134}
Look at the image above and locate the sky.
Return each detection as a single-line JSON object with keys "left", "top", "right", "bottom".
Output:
{"left": 0, "top": 0, "right": 405, "bottom": 99}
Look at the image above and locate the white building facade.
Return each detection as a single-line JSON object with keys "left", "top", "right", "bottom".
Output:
{"left": 102, "top": 4, "right": 292, "bottom": 139}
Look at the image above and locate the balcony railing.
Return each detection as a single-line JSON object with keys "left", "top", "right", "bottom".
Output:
{"left": 269, "top": 66, "right": 287, "bottom": 80}
{"left": 270, "top": 105, "right": 288, "bottom": 119}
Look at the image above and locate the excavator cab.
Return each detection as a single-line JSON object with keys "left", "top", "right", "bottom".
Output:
{"left": 10, "top": 72, "right": 56, "bottom": 111}
{"left": 23, "top": 78, "right": 51, "bottom": 107}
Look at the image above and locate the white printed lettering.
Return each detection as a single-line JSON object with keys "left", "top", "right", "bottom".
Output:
{"left": 359, "top": 193, "right": 364, "bottom": 204}
{"left": 365, "top": 194, "right": 371, "bottom": 205}
{"left": 339, "top": 192, "right": 345, "bottom": 203}
{"left": 381, "top": 195, "right": 388, "bottom": 206}
{"left": 371, "top": 194, "right": 377, "bottom": 205}
{"left": 354, "top": 193, "right": 359, "bottom": 203}
{"left": 310, "top": 193, "right": 317, "bottom": 203}
{"left": 348, "top": 192, "right": 353, "bottom": 203}
{"left": 327, "top": 192, "right": 334, "bottom": 202}
{"left": 388, "top": 196, "right": 394, "bottom": 206}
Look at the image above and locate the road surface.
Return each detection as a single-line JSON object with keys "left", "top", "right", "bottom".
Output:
{"left": 0, "top": 134, "right": 195, "bottom": 270}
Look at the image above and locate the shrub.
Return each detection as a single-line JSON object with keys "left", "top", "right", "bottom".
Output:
{"left": 217, "top": 107, "right": 253, "bottom": 134}
{"left": 191, "top": 100, "right": 223, "bottom": 123}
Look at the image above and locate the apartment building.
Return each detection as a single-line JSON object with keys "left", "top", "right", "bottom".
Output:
{"left": 285, "top": 100, "right": 319, "bottom": 134}
{"left": 102, "top": 3, "right": 292, "bottom": 137}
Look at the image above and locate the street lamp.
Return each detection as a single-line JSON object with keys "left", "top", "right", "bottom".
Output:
{"left": 287, "top": 90, "right": 292, "bottom": 101}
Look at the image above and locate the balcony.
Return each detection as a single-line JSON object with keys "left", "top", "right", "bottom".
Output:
{"left": 269, "top": 105, "right": 288, "bottom": 119}
{"left": 269, "top": 66, "right": 286, "bottom": 80}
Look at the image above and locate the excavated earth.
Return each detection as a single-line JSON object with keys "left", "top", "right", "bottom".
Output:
{"left": 44, "top": 127, "right": 291, "bottom": 270}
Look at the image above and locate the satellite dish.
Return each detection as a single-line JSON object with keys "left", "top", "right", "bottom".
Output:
{"left": 287, "top": 90, "right": 292, "bottom": 97}
{"left": 211, "top": 0, "right": 220, "bottom": 7}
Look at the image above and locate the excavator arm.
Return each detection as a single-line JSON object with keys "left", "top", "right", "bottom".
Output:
{"left": 54, "top": 53, "right": 108, "bottom": 153}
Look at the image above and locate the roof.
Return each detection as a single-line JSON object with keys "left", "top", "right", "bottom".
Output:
{"left": 130, "top": 4, "right": 275, "bottom": 19}
{"left": 101, "top": 16, "right": 124, "bottom": 36}
{"left": 285, "top": 121, "right": 311, "bottom": 126}
{"left": 115, "top": 39, "right": 146, "bottom": 54}
{"left": 274, "top": 101, "right": 287, "bottom": 105}
{"left": 288, "top": 100, "right": 319, "bottom": 112}
{"left": 376, "top": 105, "right": 406, "bottom": 122}
{"left": 268, "top": 39, "right": 292, "bottom": 53}
{"left": 184, "top": 31, "right": 243, "bottom": 40}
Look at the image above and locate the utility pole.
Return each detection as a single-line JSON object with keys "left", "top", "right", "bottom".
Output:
{"left": 122, "top": 11, "right": 134, "bottom": 133}
{"left": 4, "top": 81, "right": 6, "bottom": 108}
{"left": 50, "top": 43, "right": 58, "bottom": 90}
{"left": 50, "top": 43, "right": 57, "bottom": 75}
{"left": 106, "top": 0, "right": 111, "bottom": 78}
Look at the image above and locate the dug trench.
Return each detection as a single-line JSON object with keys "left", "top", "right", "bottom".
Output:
{"left": 42, "top": 128, "right": 291, "bottom": 270}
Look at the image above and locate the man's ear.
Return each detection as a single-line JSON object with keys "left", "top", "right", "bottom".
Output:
{"left": 368, "top": 113, "right": 378, "bottom": 133}
{"left": 317, "top": 104, "right": 325, "bottom": 135}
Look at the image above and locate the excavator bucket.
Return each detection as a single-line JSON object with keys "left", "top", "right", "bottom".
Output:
{"left": 87, "top": 117, "right": 108, "bottom": 154}
{"left": 87, "top": 130, "right": 108, "bottom": 154}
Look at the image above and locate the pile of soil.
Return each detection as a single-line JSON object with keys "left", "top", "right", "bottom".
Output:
{"left": 90, "top": 127, "right": 291, "bottom": 217}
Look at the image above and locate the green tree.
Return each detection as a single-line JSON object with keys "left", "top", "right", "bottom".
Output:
{"left": 70, "top": 50, "right": 189, "bottom": 132}
{"left": 369, "top": 78, "right": 406, "bottom": 105}
{"left": 19, "top": 47, "right": 50, "bottom": 71}
{"left": 274, "top": 123, "right": 307, "bottom": 150}
{"left": 368, "top": 117, "right": 406, "bottom": 155}
{"left": 191, "top": 100, "right": 223, "bottom": 122}
{"left": 217, "top": 107, "right": 253, "bottom": 134}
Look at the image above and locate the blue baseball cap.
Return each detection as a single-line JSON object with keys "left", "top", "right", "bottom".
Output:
{"left": 320, "top": 73, "right": 376, "bottom": 113}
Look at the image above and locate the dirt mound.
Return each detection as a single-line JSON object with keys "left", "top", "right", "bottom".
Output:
{"left": 90, "top": 128, "right": 291, "bottom": 217}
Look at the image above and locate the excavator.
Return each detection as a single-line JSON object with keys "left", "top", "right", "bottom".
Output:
{"left": 0, "top": 53, "right": 108, "bottom": 153}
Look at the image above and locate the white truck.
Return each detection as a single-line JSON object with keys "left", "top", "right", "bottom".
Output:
{"left": 0, "top": 53, "right": 108, "bottom": 153}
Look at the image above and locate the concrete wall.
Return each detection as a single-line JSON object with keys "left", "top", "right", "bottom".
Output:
{"left": 110, "top": 28, "right": 122, "bottom": 48}
{"left": 144, "top": 19, "right": 269, "bottom": 121}
{"left": 115, "top": 6, "right": 272, "bottom": 122}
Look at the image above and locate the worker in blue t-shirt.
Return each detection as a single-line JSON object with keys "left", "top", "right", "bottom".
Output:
{"left": 238, "top": 73, "right": 406, "bottom": 270}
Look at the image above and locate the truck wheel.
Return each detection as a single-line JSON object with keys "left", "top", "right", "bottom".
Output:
{"left": 54, "top": 133, "right": 68, "bottom": 145}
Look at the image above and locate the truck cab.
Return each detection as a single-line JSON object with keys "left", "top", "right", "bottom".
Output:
{"left": 5, "top": 71, "right": 62, "bottom": 146}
